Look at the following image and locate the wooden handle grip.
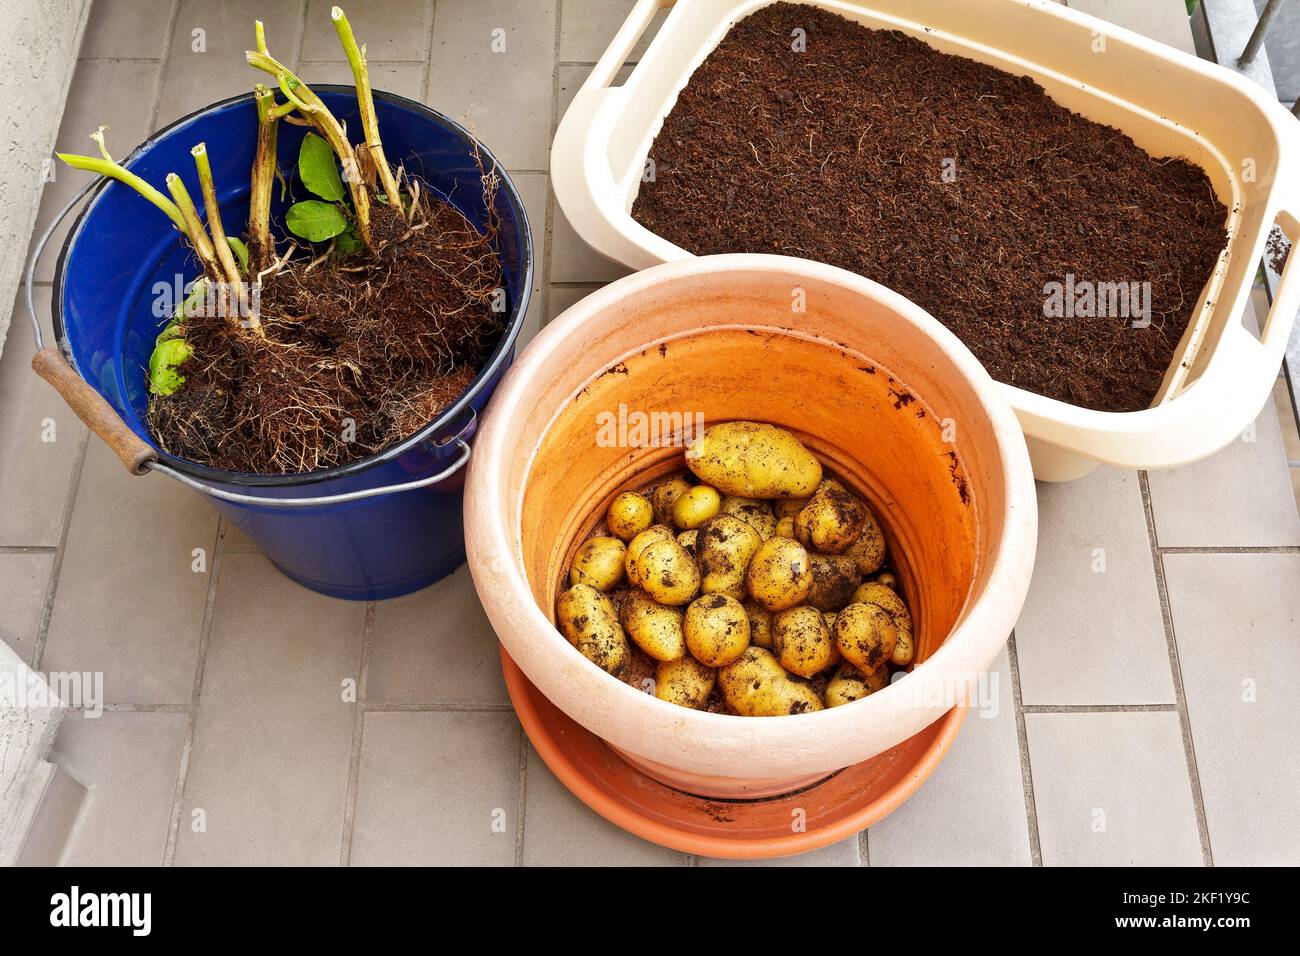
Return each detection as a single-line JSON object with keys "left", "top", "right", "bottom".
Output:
{"left": 31, "top": 345, "right": 157, "bottom": 475}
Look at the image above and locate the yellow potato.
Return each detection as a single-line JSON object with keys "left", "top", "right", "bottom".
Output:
{"left": 853, "top": 581, "right": 915, "bottom": 666}
{"left": 834, "top": 602, "right": 898, "bottom": 673}
{"left": 719, "top": 495, "right": 777, "bottom": 540}
{"left": 620, "top": 590, "right": 686, "bottom": 662}
{"left": 794, "top": 480, "right": 869, "bottom": 554}
{"left": 774, "top": 516, "right": 796, "bottom": 538}
{"left": 744, "top": 600, "right": 774, "bottom": 649}
{"left": 625, "top": 524, "right": 675, "bottom": 588}
{"left": 822, "top": 612, "right": 842, "bottom": 664}
{"left": 684, "top": 594, "right": 750, "bottom": 667}
{"left": 772, "top": 605, "right": 837, "bottom": 677}
{"left": 872, "top": 570, "right": 899, "bottom": 590}
{"left": 568, "top": 535, "right": 627, "bottom": 591}
{"left": 718, "top": 647, "right": 823, "bottom": 716}
{"left": 824, "top": 663, "right": 889, "bottom": 707}
{"left": 807, "top": 553, "right": 861, "bottom": 611}
{"left": 696, "top": 514, "right": 762, "bottom": 600}
{"left": 843, "top": 504, "right": 886, "bottom": 576}
{"left": 685, "top": 421, "right": 822, "bottom": 499}
{"left": 672, "top": 484, "right": 721, "bottom": 530}
{"left": 651, "top": 476, "right": 693, "bottom": 525}
{"left": 676, "top": 529, "right": 698, "bottom": 558}
{"left": 637, "top": 538, "right": 701, "bottom": 606}
{"left": 774, "top": 497, "right": 809, "bottom": 520}
{"left": 606, "top": 491, "right": 653, "bottom": 542}
{"left": 655, "top": 655, "right": 716, "bottom": 709}
{"left": 555, "top": 584, "right": 630, "bottom": 677}
{"left": 745, "top": 536, "right": 813, "bottom": 612}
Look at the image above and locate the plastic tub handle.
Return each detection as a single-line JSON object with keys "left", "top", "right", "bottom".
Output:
{"left": 583, "top": 0, "right": 674, "bottom": 91}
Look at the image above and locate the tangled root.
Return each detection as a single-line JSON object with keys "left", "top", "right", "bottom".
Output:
{"left": 149, "top": 187, "right": 505, "bottom": 475}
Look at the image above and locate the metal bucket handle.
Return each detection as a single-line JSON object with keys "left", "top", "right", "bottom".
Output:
{"left": 26, "top": 184, "right": 473, "bottom": 508}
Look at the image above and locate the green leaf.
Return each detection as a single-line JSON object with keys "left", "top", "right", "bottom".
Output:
{"left": 285, "top": 200, "right": 348, "bottom": 242}
{"left": 148, "top": 337, "right": 193, "bottom": 396}
{"left": 298, "top": 133, "right": 345, "bottom": 202}
{"left": 334, "top": 228, "right": 362, "bottom": 255}
{"left": 226, "top": 237, "right": 249, "bottom": 274}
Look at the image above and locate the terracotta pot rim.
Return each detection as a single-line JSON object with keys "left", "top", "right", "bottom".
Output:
{"left": 466, "top": 253, "right": 1037, "bottom": 775}
{"left": 502, "top": 647, "right": 969, "bottom": 859}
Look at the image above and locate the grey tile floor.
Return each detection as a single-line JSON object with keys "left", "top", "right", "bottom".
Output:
{"left": 3, "top": 0, "right": 1298, "bottom": 866}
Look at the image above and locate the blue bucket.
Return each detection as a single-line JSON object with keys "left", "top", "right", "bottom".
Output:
{"left": 44, "top": 87, "right": 533, "bottom": 600}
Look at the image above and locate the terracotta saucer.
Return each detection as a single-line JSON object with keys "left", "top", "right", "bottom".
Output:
{"left": 501, "top": 648, "right": 966, "bottom": 860}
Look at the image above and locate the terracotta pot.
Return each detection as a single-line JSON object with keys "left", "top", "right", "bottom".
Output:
{"left": 465, "top": 254, "right": 1036, "bottom": 798}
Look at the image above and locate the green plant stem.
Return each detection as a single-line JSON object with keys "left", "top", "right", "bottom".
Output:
{"left": 249, "top": 85, "right": 280, "bottom": 273}
{"left": 247, "top": 23, "right": 373, "bottom": 250}
{"left": 57, "top": 153, "right": 187, "bottom": 234}
{"left": 331, "top": 5, "right": 404, "bottom": 217}
{"left": 191, "top": 144, "right": 246, "bottom": 301}
{"left": 165, "top": 173, "right": 224, "bottom": 296}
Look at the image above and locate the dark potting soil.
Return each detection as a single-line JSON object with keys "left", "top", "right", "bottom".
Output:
{"left": 631, "top": 3, "right": 1229, "bottom": 412}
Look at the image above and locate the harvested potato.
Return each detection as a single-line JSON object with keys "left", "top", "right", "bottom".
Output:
{"left": 794, "top": 480, "right": 869, "bottom": 554}
{"left": 684, "top": 594, "right": 750, "bottom": 667}
{"left": 625, "top": 524, "right": 675, "bottom": 588}
{"left": 637, "top": 538, "right": 701, "bottom": 605}
{"left": 774, "top": 516, "right": 795, "bottom": 538}
{"left": 718, "top": 647, "right": 823, "bottom": 716}
{"left": 651, "top": 476, "right": 693, "bottom": 525}
{"left": 620, "top": 590, "right": 686, "bottom": 662}
{"left": 655, "top": 655, "right": 716, "bottom": 709}
{"left": 744, "top": 600, "right": 774, "bottom": 649}
{"left": 772, "top": 605, "right": 837, "bottom": 677}
{"left": 824, "top": 662, "right": 888, "bottom": 707}
{"left": 843, "top": 504, "right": 886, "bottom": 576}
{"left": 719, "top": 495, "right": 777, "bottom": 540}
{"left": 834, "top": 602, "right": 898, "bottom": 673}
{"left": 853, "top": 581, "right": 915, "bottom": 666}
{"left": 569, "top": 535, "right": 627, "bottom": 591}
{"left": 807, "top": 553, "right": 861, "bottom": 611}
{"left": 556, "top": 584, "right": 630, "bottom": 677}
{"left": 676, "top": 529, "right": 698, "bottom": 558}
{"left": 696, "top": 514, "right": 762, "bottom": 600}
{"left": 672, "top": 484, "right": 721, "bottom": 530}
{"left": 774, "top": 497, "right": 808, "bottom": 520}
{"left": 821, "top": 612, "right": 842, "bottom": 665}
{"left": 872, "top": 570, "right": 899, "bottom": 590}
{"left": 745, "top": 536, "right": 813, "bottom": 612}
{"left": 606, "top": 491, "right": 653, "bottom": 541}
{"left": 685, "top": 421, "right": 822, "bottom": 499}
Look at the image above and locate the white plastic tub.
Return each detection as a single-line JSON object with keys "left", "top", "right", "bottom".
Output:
{"left": 551, "top": 0, "right": 1300, "bottom": 480}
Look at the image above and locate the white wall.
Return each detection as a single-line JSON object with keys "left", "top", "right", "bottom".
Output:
{"left": 0, "top": 0, "right": 91, "bottom": 359}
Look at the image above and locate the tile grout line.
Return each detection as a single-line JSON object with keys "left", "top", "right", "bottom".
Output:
{"left": 163, "top": 511, "right": 224, "bottom": 866}
{"left": 1020, "top": 703, "right": 1178, "bottom": 714}
{"left": 422, "top": 0, "right": 437, "bottom": 102}
{"left": 538, "top": 0, "right": 564, "bottom": 333}
{"left": 30, "top": 428, "right": 89, "bottom": 671}
{"left": 0, "top": 546, "right": 58, "bottom": 555}
{"left": 362, "top": 701, "right": 515, "bottom": 713}
{"left": 339, "top": 600, "right": 377, "bottom": 867}
{"left": 513, "top": 726, "right": 528, "bottom": 867}
{"left": 859, "top": 824, "right": 870, "bottom": 867}
{"left": 1005, "top": 631, "right": 1043, "bottom": 866}
{"left": 1138, "top": 470, "right": 1214, "bottom": 867}
{"left": 1159, "top": 546, "right": 1300, "bottom": 554}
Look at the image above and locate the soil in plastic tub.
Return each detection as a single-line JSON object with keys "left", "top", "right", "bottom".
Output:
{"left": 631, "top": 2, "right": 1229, "bottom": 413}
